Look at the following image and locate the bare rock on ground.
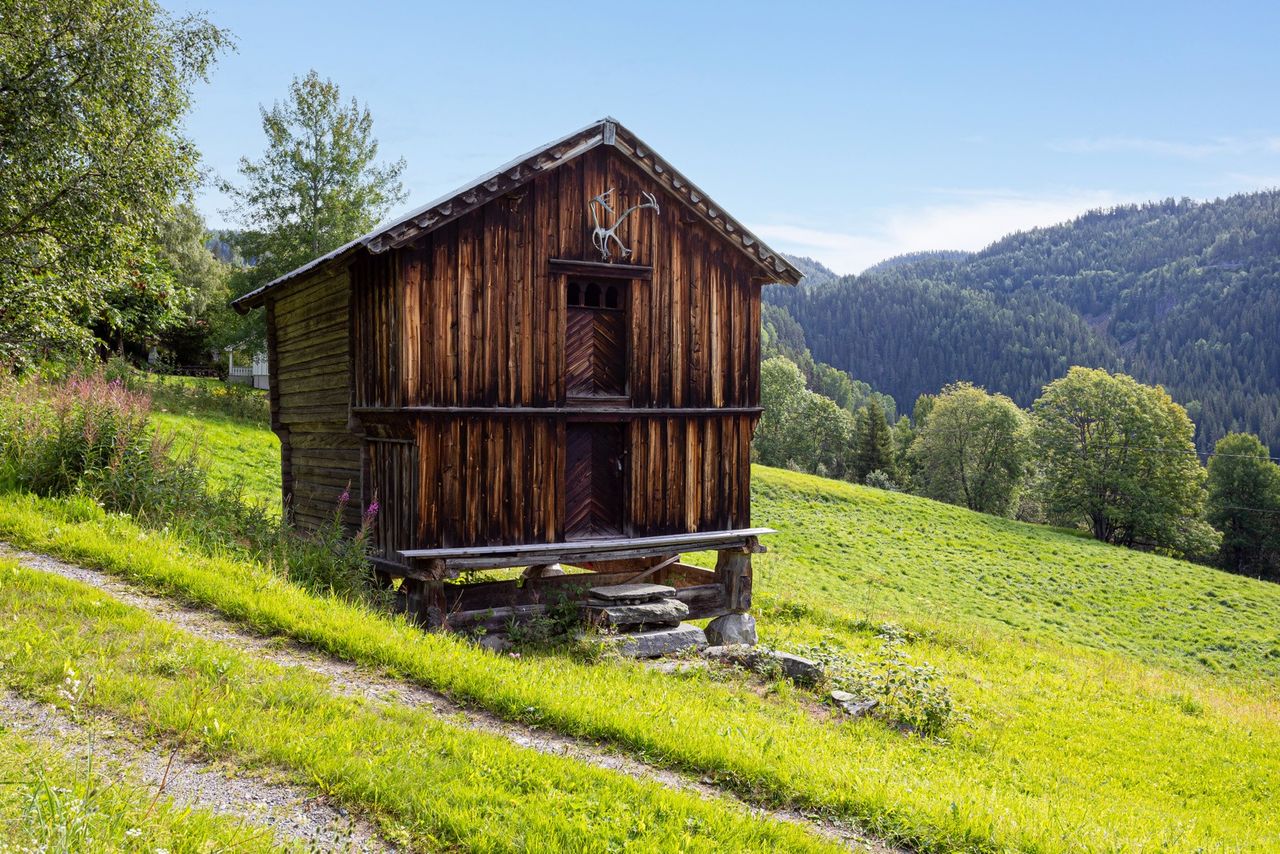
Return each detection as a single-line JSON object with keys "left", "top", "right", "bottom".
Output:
{"left": 705, "top": 613, "right": 758, "bottom": 646}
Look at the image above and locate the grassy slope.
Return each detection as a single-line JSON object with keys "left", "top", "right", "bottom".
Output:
{"left": 145, "top": 375, "right": 280, "bottom": 504}
{"left": 151, "top": 410, "right": 279, "bottom": 504}
{"left": 0, "top": 559, "right": 831, "bottom": 853}
{"left": 4, "top": 398, "right": 1280, "bottom": 851}
{"left": 749, "top": 472, "right": 1280, "bottom": 850}
{"left": 0, "top": 728, "right": 281, "bottom": 852}
{"left": 751, "top": 469, "right": 1280, "bottom": 679}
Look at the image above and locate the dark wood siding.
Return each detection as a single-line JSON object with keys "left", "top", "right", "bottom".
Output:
{"left": 356, "top": 411, "right": 752, "bottom": 549}
{"left": 269, "top": 269, "right": 361, "bottom": 529}
{"left": 350, "top": 146, "right": 762, "bottom": 411}
{"left": 289, "top": 146, "right": 761, "bottom": 554}
{"left": 366, "top": 437, "right": 417, "bottom": 562}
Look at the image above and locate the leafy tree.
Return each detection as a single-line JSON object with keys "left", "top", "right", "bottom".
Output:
{"left": 1206, "top": 433, "right": 1280, "bottom": 576}
{"left": 909, "top": 382, "right": 1030, "bottom": 516}
{"left": 222, "top": 69, "right": 407, "bottom": 345}
{"left": 756, "top": 355, "right": 856, "bottom": 478}
{"left": 154, "top": 202, "right": 233, "bottom": 363}
{"left": 769, "top": 190, "right": 1280, "bottom": 453}
{"left": 891, "top": 415, "right": 917, "bottom": 482}
{"left": 158, "top": 203, "right": 229, "bottom": 322}
{"left": 0, "top": 0, "right": 230, "bottom": 365}
{"left": 852, "top": 398, "right": 894, "bottom": 482}
{"left": 756, "top": 356, "right": 809, "bottom": 468}
{"left": 1032, "top": 367, "right": 1219, "bottom": 557}
{"left": 913, "top": 394, "right": 936, "bottom": 429}
{"left": 795, "top": 393, "right": 856, "bottom": 480}
{"left": 96, "top": 252, "right": 183, "bottom": 356}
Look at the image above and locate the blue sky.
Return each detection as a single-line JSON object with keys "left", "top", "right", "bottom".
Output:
{"left": 174, "top": 0, "right": 1280, "bottom": 273}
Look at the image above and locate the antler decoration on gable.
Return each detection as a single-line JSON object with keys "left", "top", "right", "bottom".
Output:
{"left": 588, "top": 189, "right": 660, "bottom": 261}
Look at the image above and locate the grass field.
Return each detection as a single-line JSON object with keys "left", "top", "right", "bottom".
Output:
{"left": 151, "top": 409, "right": 280, "bottom": 504}
{"left": 751, "top": 469, "right": 1280, "bottom": 680}
{"left": 3, "top": 387, "right": 1280, "bottom": 851}
{"left": 0, "top": 725, "right": 280, "bottom": 852}
{"left": 0, "top": 558, "right": 831, "bottom": 852}
{"left": 144, "top": 373, "right": 281, "bottom": 505}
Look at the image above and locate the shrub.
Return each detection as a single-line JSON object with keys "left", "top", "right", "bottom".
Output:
{"left": 141, "top": 370, "right": 270, "bottom": 424}
{"left": 0, "top": 371, "right": 153, "bottom": 498}
{"left": 1, "top": 369, "right": 381, "bottom": 605}
{"left": 791, "top": 625, "right": 960, "bottom": 737}
{"left": 505, "top": 588, "right": 592, "bottom": 649}
{"left": 265, "top": 487, "right": 381, "bottom": 600}
{"left": 864, "top": 469, "right": 900, "bottom": 491}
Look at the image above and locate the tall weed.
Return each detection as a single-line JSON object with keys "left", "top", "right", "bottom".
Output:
{"left": 264, "top": 487, "right": 382, "bottom": 601}
{"left": 0, "top": 372, "right": 152, "bottom": 497}
{"left": 0, "top": 368, "right": 379, "bottom": 603}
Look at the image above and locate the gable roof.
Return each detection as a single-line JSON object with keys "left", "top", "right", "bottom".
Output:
{"left": 232, "top": 117, "right": 803, "bottom": 313}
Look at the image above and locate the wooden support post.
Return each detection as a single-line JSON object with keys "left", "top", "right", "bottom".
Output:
{"left": 401, "top": 577, "right": 450, "bottom": 628}
{"left": 715, "top": 547, "right": 753, "bottom": 614}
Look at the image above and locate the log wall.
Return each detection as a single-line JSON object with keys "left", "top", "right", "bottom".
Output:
{"left": 358, "top": 412, "right": 753, "bottom": 555}
{"left": 268, "top": 269, "right": 362, "bottom": 529}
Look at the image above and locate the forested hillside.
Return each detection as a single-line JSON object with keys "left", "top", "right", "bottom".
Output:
{"left": 781, "top": 255, "right": 841, "bottom": 289}
{"left": 768, "top": 191, "right": 1280, "bottom": 450}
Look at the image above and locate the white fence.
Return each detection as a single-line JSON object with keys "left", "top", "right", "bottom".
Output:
{"left": 226, "top": 351, "right": 269, "bottom": 390}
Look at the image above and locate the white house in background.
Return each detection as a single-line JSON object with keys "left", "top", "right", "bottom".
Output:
{"left": 224, "top": 345, "right": 269, "bottom": 390}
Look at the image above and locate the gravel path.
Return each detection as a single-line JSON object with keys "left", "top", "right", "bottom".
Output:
{"left": 0, "top": 689, "right": 389, "bottom": 851}
{"left": 1, "top": 543, "right": 899, "bottom": 853}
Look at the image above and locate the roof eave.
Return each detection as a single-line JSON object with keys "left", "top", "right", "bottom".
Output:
{"left": 228, "top": 116, "right": 803, "bottom": 312}
{"left": 607, "top": 124, "right": 803, "bottom": 285}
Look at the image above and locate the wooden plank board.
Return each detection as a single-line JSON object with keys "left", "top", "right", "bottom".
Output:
{"left": 400, "top": 527, "right": 773, "bottom": 564}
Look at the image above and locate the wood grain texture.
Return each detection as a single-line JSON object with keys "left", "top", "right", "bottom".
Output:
{"left": 271, "top": 269, "right": 361, "bottom": 528}
{"left": 349, "top": 147, "right": 759, "bottom": 411}
{"left": 564, "top": 423, "right": 624, "bottom": 539}
{"left": 278, "top": 145, "right": 764, "bottom": 564}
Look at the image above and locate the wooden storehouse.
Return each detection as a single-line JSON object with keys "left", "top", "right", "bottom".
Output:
{"left": 232, "top": 118, "right": 803, "bottom": 630}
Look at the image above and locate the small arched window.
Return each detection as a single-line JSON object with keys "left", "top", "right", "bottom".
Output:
{"left": 567, "top": 281, "right": 581, "bottom": 305}
{"left": 604, "top": 285, "right": 619, "bottom": 309}
{"left": 585, "top": 282, "right": 601, "bottom": 307}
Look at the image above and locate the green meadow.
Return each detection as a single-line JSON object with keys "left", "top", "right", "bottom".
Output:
{"left": 2, "top": 389, "right": 1278, "bottom": 851}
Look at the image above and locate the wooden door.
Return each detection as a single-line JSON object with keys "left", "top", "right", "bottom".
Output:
{"left": 565, "top": 280, "right": 627, "bottom": 399}
{"left": 565, "top": 422, "right": 625, "bottom": 539}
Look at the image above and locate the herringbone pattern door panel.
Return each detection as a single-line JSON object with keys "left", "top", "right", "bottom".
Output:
{"left": 565, "top": 282, "right": 627, "bottom": 399}
{"left": 593, "top": 312, "right": 626, "bottom": 395}
{"left": 565, "top": 309, "right": 596, "bottom": 396}
{"left": 565, "top": 423, "right": 624, "bottom": 539}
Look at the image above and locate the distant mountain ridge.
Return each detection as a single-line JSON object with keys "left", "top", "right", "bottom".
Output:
{"left": 860, "top": 250, "right": 973, "bottom": 275}
{"left": 769, "top": 191, "right": 1280, "bottom": 451}
{"left": 784, "top": 255, "right": 841, "bottom": 288}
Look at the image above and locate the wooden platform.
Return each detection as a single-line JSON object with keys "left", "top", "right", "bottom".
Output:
{"left": 397, "top": 527, "right": 773, "bottom": 574}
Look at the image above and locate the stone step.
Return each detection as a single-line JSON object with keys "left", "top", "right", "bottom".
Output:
{"left": 587, "top": 582, "right": 676, "bottom": 604}
{"left": 610, "top": 623, "right": 708, "bottom": 659}
{"left": 582, "top": 597, "right": 688, "bottom": 628}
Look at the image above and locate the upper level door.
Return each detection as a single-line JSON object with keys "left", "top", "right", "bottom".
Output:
{"left": 565, "top": 279, "right": 627, "bottom": 400}
{"left": 563, "top": 278, "right": 628, "bottom": 539}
